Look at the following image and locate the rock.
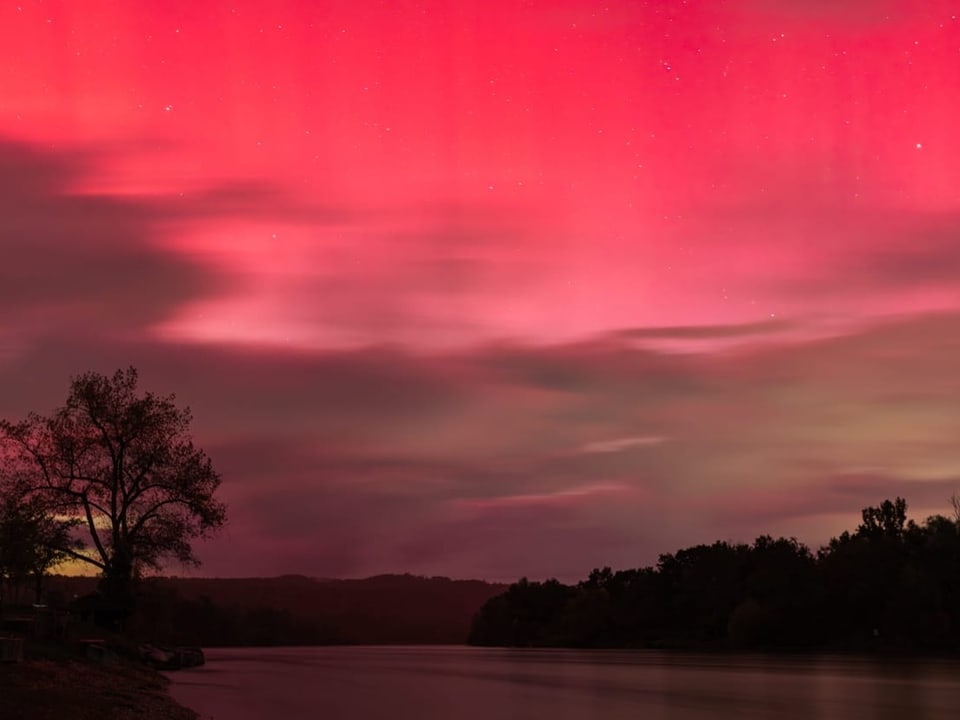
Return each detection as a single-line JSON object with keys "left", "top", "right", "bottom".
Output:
{"left": 138, "top": 643, "right": 180, "bottom": 670}
{"left": 175, "top": 646, "right": 205, "bottom": 668}
{"left": 138, "top": 643, "right": 205, "bottom": 670}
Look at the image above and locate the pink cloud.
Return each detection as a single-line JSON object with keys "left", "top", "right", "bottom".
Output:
{"left": 451, "top": 482, "right": 632, "bottom": 512}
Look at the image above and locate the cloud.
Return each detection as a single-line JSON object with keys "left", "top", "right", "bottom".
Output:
{"left": 1, "top": 137, "right": 467, "bottom": 348}
{"left": 0, "top": 139, "right": 226, "bottom": 334}
{"left": 681, "top": 184, "right": 960, "bottom": 320}
{"left": 847, "top": 215, "right": 960, "bottom": 289}
{"left": 7, "top": 308, "right": 960, "bottom": 580}
{"left": 0, "top": 136, "right": 539, "bottom": 357}
{"left": 452, "top": 482, "right": 630, "bottom": 510}
{"left": 161, "top": 181, "right": 363, "bottom": 225}
{"left": 690, "top": 471, "right": 960, "bottom": 548}
{"left": 155, "top": 199, "right": 547, "bottom": 349}
{"left": 618, "top": 319, "right": 795, "bottom": 340}
{"left": 391, "top": 501, "right": 631, "bottom": 582}
{"left": 581, "top": 437, "right": 667, "bottom": 454}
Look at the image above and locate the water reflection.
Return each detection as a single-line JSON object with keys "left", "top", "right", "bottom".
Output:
{"left": 168, "top": 647, "right": 960, "bottom": 720}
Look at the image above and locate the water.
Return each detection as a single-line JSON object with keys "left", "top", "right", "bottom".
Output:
{"left": 167, "top": 646, "right": 960, "bottom": 720}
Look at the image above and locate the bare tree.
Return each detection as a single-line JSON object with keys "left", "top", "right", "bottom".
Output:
{"left": 0, "top": 367, "right": 226, "bottom": 606}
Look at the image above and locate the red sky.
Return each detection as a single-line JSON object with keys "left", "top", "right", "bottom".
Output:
{"left": 2, "top": 0, "right": 960, "bottom": 580}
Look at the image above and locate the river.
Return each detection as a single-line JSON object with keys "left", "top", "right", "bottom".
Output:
{"left": 166, "top": 646, "right": 960, "bottom": 719}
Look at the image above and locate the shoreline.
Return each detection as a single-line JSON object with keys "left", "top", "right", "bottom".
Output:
{"left": 0, "top": 656, "right": 197, "bottom": 720}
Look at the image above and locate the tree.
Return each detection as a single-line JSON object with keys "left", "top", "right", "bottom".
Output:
{"left": 0, "top": 494, "right": 80, "bottom": 605}
{"left": 468, "top": 577, "right": 574, "bottom": 647}
{"left": 0, "top": 367, "right": 226, "bottom": 606}
{"left": 857, "top": 497, "right": 908, "bottom": 539}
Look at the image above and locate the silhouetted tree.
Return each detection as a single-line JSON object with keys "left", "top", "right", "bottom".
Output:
{"left": 731, "top": 535, "right": 818, "bottom": 649}
{"left": 0, "top": 368, "right": 226, "bottom": 611}
{"left": 817, "top": 497, "right": 915, "bottom": 647}
{"left": 469, "top": 577, "right": 574, "bottom": 646}
{"left": 469, "top": 498, "right": 960, "bottom": 653}
{"left": 858, "top": 497, "right": 908, "bottom": 539}
{"left": 657, "top": 541, "right": 751, "bottom": 647}
{"left": 0, "top": 495, "right": 79, "bottom": 605}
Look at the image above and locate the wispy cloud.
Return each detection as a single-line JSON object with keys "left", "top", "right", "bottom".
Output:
{"left": 6, "top": 311, "right": 960, "bottom": 579}
{"left": 453, "top": 482, "right": 631, "bottom": 511}
{"left": 581, "top": 436, "right": 667, "bottom": 454}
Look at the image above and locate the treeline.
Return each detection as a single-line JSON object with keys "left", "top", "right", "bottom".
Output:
{"left": 43, "top": 574, "right": 506, "bottom": 646}
{"left": 127, "top": 584, "right": 340, "bottom": 646}
{"left": 469, "top": 498, "right": 960, "bottom": 653}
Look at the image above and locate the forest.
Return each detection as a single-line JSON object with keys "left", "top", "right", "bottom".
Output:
{"left": 469, "top": 498, "right": 960, "bottom": 653}
{"left": 32, "top": 573, "right": 506, "bottom": 647}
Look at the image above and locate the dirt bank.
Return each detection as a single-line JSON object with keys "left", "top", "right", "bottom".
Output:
{"left": 0, "top": 656, "right": 197, "bottom": 720}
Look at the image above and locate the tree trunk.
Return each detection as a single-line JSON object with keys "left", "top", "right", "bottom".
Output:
{"left": 98, "top": 556, "right": 136, "bottom": 632}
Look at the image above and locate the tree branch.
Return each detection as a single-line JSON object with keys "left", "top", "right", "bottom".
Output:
{"left": 55, "top": 545, "right": 106, "bottom": 571}
{"left": 81, "top": 493, "right": 110, "bottom": 568}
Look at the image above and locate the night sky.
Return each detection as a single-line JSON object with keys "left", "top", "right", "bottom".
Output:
{"left": 2, "top": 0, "right": 960, "bottom": 581}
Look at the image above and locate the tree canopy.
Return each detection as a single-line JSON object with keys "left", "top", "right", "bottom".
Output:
{"left": 0, "top": 494, "right": 79, "bottom": 605}
{"left": 0, "top": 367, "right": 226, "bottom": 603}
{"left": 469, "top": 497, "right": 960, "bottom": 653}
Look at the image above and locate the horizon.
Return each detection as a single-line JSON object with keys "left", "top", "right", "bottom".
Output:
{"left": 46, "top": 492, "right": 951, "bottom": 586}
{"left": 2, "top": 1, "right": 960, "bottom": 581}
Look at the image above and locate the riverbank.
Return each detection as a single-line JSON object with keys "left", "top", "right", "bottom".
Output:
{"left": 0, "top": 655, "right": 197, "bottom": 720}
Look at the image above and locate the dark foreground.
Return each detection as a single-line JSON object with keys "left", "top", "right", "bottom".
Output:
{"left": 169, "top": 646, "right": 960, "bottom": 719}
{"left": 0, "top": 656, "right": 196, "bottom": 720}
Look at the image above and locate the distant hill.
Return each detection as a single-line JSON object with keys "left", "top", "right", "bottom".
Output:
{"left": 43, "top": 574, "right": 507, "bottom": 646}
